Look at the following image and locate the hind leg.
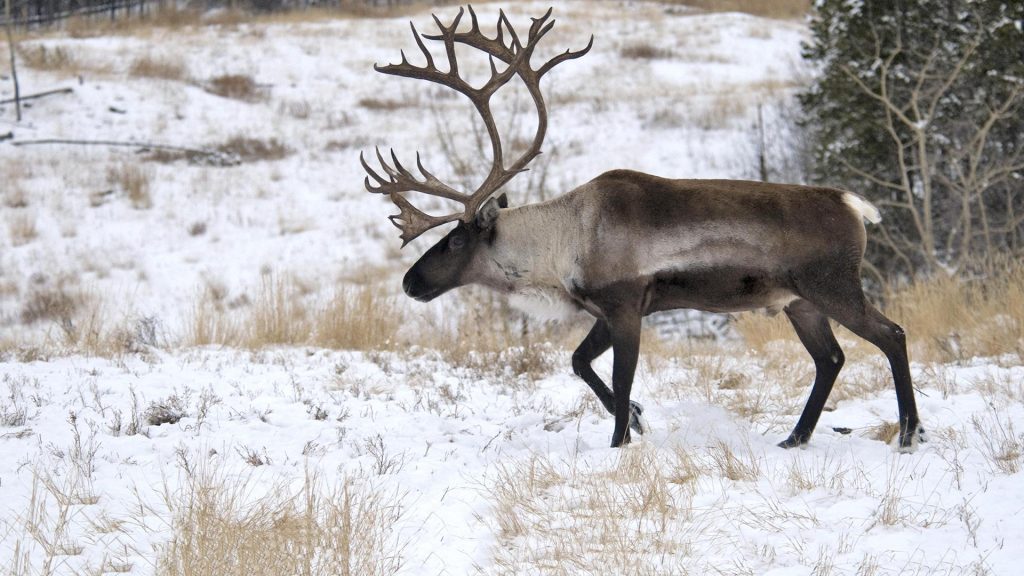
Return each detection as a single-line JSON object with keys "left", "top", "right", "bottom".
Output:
{"left": 779, "top": 299, "right": 845, "bottom": 448}
{"left": 806, "top": 291, "right": 923, "bottom": 449}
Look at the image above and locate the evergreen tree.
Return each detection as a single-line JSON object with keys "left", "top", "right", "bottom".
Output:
{"left": 801, "top": 0, "right": 1024, "bottom": 280}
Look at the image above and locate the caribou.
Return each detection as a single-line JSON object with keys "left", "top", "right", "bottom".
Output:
{"left": 360, "top": 6, "right": 924, "bottom": 449}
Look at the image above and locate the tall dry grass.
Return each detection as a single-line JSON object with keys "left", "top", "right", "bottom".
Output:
{"left": 155, "top": 462, "right": 405, "bottom": 576}
{"left": 187, "top": 274, "right": 404, "bottom": 351}
{"left": 885, "top": 261, "right": 1024, "bottom": 362}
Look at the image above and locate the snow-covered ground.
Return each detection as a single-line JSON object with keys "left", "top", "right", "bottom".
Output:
{"left": 1, "top": 2, "right": 1022, "bottom": 575}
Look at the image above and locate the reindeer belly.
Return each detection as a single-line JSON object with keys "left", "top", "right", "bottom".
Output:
{"left": 646, "top": 265, "right": 797, "bottom": 314}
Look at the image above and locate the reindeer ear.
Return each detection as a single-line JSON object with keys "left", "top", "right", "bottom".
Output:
{"left": 497, "top": 193, "right": 509, "bottom": 209}
{"left": 476, "top": 196, "right": 503, "bottom": 229}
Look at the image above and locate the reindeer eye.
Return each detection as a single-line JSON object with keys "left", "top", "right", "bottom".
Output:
{"left": 449, "top": 234, "right": 466, "bottom": 250}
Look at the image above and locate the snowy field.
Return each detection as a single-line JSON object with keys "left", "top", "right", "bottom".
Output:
{"left": 2, "top": 2, "right": 1023, "bottom": 574}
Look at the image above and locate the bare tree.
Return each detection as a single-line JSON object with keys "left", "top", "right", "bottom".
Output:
{"left": 839, "top": 22, "right": 1024, "bottom": 277}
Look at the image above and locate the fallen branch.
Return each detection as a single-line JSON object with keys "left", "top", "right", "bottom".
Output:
{"left": 11, "top": 138, "right": 241, "bottom": 166}
{"left": 0, "top": 87, "right": 73, "bottom": 105}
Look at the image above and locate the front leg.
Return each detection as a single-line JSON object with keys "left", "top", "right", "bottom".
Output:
{"left": 608, "top": 311, "right": 642, "bottom": 448}
{"left": 572, "top": 320, "right": 648, "bottom": 439}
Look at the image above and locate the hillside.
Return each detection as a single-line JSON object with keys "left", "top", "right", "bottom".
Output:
{"left": 1, "top": 3, "right": 1022, "bottom": 575}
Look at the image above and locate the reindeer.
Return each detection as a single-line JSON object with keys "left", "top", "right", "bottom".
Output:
{"left": 361, "top": 6, "right": 924, "bottom": 449}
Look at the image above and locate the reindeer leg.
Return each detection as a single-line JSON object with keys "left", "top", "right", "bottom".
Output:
{"left": 607, "top": 311, "right": 643, "bottom": 448}
{"left": 572, "top": 320, "right": 647, "bottom": 439}
{"left": 801, "top": 281, "right": 924, "bottom": 451}
{"left": 779, "top": 299, "right": 845, "bottom": 448}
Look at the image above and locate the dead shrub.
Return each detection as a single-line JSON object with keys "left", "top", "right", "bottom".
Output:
{"left": 146, "top": 395, "right": 188, "bottom": 426}
{"left": 21, "top": 285, "right": 82, "bottom": 325}
{"left": 205, "top": 74, "right": 263, "bottom": 102}
{"left": 129, "top": 55, "right": 189, "bottom": 81}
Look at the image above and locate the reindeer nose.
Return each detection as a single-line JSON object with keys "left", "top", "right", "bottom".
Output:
{"left": 403, "top": 268, "right": 432, "bottom": 302}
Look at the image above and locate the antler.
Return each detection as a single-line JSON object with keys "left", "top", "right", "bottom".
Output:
{"left": 361, "top": 5, "right": 593, "bottom": 246}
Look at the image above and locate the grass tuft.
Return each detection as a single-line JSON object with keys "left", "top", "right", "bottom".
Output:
{"left": 154, "top": 460, "right": 405, "bottom": 576}
{"left": 205, "top": 74, "right": 264, "bottom": 102}
{"left": 129, "top": 55, "right": 189, "bottom": 81}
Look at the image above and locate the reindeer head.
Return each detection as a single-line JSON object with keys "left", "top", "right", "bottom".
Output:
{"left": 361, "top": 6, "right": 591, "bottom": 301}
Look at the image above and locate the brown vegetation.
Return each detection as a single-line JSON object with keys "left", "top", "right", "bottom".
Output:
{"left": 128, "top": 55, "right": 189, "bottom": 82}
{"left": 205, "top": 74, "right": 263, "bottom": 102}
{"left": 672, "top": 0, "right": 811, "bottom": 20}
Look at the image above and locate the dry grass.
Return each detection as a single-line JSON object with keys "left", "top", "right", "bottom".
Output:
{"left": 885, "top": 259, "right": 1024, "bottom": 362}
{"left": 357, "top": 97, "right": 418, "bottom": 111}
{"left": 429, "top": 288, "right": 571, "bottom": 382}
{"left": 17, "top": 45, "right": 77, "bottom": 72}
{"left": 20, "top": 283, "right": 83, "bottom": 326}
{"left": 7, "top": 211, "right": 39, "bottom": 246}
{"left": 106, "top": 164, "right": 154, "bottom": 209}
{"left": 216, "top": 136, "right": 291, "bottom": 163}
{"left": 4, "top": 185, "right": 29, "bottom": 209}
{"left": 154, "top": 463, "right": 405, "bottom": 576}
{"left": 188, "top": 275, "right": 404, "bottom": 351}
{"left": 669, "top": 0, "right": 812, "bottom": 20}
{"left": 63, "top": 7, "right": 208, "bottom": 38}
{"left": 314, "top": 287, "right": 403, "bottom": 351}
{"left": 248, "top": 274, "right": 309, "bottom": 347}
{"left": 128, "top": 54, "right": 189, "bottom": 81}
{"left": 188, "top": 285, "right": 243, "bottom": 347}
{"left": 205, "top": 74, "right": 264, "bottom": 102}
{"left": 620, "top": 42, "right": 674, "bottom": 60}
{"left": 486, "top": 445, "right": 709, "bottom": 574}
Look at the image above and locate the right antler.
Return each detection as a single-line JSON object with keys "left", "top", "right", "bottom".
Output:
{"left": 361, "top": 6, "right": 593, "bottom": 246}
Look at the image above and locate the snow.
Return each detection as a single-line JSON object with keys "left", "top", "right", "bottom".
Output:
{"left": 2, "top": 2, "right": 1023, "bottom": 575}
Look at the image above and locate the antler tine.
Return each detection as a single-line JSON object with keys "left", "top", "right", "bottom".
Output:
{"left": 538, "top": 35, "right": 595, "bottom": 78}
{"left": 527, "top": 7, "right": 554, "bottom": 45}
{"left": 409, "top": 22, "right": 434, "bottom": 69}
{"left": 360, "top": 151, "right": 391, "bottom": 192}
{"left": 499, "top": 10, "right": 521, "bottom": 52}
{"left": 388, "top": 193, "right": 462, "bottom": 247}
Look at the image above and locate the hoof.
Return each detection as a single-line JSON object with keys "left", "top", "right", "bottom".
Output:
{"left": 628, "top": 400, "right": 648, "bottom": 436}
{"left": 897, "top": 424, "right": 927, "bottom": 453}
{"left": 777, "top": 433, "right": 809, "bottom": 449}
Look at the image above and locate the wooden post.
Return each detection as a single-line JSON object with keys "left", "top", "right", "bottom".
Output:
{"left": 3, "top": 0, "right": 21, "bottom": 122}
{"left": 757, "top": 103, "right": 767, "bottom": 182}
